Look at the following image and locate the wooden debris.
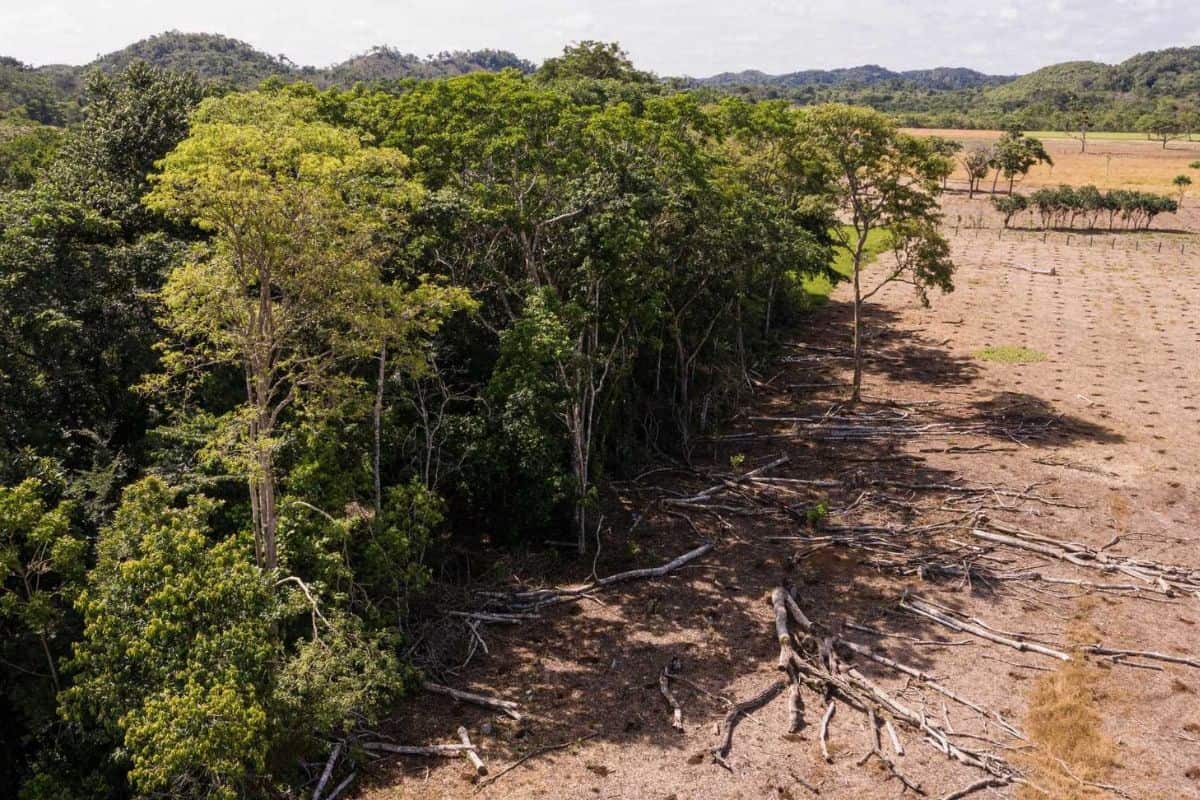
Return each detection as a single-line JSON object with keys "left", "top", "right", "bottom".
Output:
{"left": 363, "top": 742, "right": 477, "bottom": 756}
{"left": 422, "top": 682, "right": 523, "bottom": 721}
{"left": 939, "top": 777, "right": 1008, "bottom": 800}
{"left": 660, "top": 657, "right": 684, "bottom": 731}
{"left": 488, "top": 542, "right": 714, "bottom": 612}
{"left": 474, "top": 734, "right": 599, "bottom": 792}
{"left": 312, "top": 741, "right": 341, "bottom": 800}
{"left": 899, "top": 595, "right": 1071, "bottom": 661}
{"left": 458, "top": 727, "right": 488, "bottom": 776}
{"left": 711, "top": 679, "right": 787, "bottom": 767}
{"left": 664, "top": 455, "right": 790, "bottom": 506}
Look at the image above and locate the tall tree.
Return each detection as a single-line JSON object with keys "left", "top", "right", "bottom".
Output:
{"left": 804, "top": 105, "right": 955, "bottom": 402}
{"left": 144, "top": 91, "right": 469, "bottom": 570}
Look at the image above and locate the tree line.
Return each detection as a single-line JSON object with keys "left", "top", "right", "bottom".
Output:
{"left": 0, "top": 44, "right": 954, "bottom": 800}
{"left": 991, "top": 185, "right": 1180, "bottom": 230}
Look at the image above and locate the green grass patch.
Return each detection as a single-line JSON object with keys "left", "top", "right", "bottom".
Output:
{"left": 973, "top": 345, "right": 1047, "bottom": 364}
{"left": 800, "top": 226, "right": 892, "bottom": 304}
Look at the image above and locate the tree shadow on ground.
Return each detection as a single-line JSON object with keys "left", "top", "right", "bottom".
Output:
{"left": 361, "top": 282, "right": 1124, "bottom": 798}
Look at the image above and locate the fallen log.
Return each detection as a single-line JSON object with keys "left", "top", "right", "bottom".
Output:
{"left": 458, "top": 726, "right": 488, "bottom": 776}
{"left": 312, "top": 741, "right": 341, "bottom": 800}
{"left": 363, "top": 742, "right": 477, "bottom": 756}
{"left": 422, "top": 682, "right": 523, "bottom": 721}
{"left": 496, "top": 542, "right": 714, "bottom": 611}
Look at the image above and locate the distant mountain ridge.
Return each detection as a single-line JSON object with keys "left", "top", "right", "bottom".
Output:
{"left": 695, "top": 64, "right": 1014, "bottom": 91}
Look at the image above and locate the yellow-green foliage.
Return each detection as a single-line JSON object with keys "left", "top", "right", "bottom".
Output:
{"left": 974, "top": 345, "right": 1047, "bottom": 363}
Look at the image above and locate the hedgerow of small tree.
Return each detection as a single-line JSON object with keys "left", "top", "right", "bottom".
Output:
{"left": 995, "top": 185, "right": 1179, "bottom": 230}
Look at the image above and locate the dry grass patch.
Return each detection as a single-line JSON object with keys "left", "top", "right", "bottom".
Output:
{"left": 1019, "top": 609, "right": 1118, "bottom": 800}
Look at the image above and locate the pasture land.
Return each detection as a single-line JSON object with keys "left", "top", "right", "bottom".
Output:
{"left": 360, "top": 174, "right": 1200, "bottom": 800}
{"left": 909, "top": 128, "right": 1200, "bottom": 192}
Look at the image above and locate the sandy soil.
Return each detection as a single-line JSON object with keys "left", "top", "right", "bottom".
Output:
{"left": 354, "top": 195, "right": 1200, "bottom": 800}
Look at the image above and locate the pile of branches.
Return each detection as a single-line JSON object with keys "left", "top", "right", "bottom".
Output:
{"left": 701, "top": 585, "right": 1026, "bottom": 796}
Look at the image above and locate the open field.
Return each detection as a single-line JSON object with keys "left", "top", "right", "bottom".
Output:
{"left": 355, "top": 148, "right": 1200, "bottom": 800}
{"left": 910, "top": 129, "right": 1198, "bottom": 143}
{"left": 908, "top": 129, "right": 1200, "bottom": 193}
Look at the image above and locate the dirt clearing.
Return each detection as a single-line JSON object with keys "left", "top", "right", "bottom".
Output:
{"left": 355, "top": 191, "right": 1200, "bottom": 800}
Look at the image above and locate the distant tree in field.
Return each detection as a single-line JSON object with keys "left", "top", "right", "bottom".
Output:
{"left": 804, "top": 104, "right": 954, "bottom": 402}
{"left": 1174, "top": 174, "right": 1192, "bottom": 206}
{"left": 990, "top": 130, "right": 1052, "bottom": 194}
{"left": 1139, "top": 111, "right": 1184, "bottom": 148}
{"left": 536, "top": 41, "right": 654, "bottom": 83}
{"left": 928, "top": 137, "right": 962, "bottom": 189}
{"left": 960, "top": 144, "right": 992, "bottom": 198}
{"left": 1189, "top": 160, "right": 1200, "bottom": 170}
{"left": 1061, "top": 103, "right": 1093, "bottom": 153}
{"left": 991, "top": 193, "right": 1028, "bottom": 228}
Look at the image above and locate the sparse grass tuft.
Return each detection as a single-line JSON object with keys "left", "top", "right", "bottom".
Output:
{"left": 974, "top": 345, "right": 1047, "bottom": 364}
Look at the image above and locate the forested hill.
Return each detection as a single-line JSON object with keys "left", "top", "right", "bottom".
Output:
{"left": 0, "top": 31, "right": 535, "bottom": 124}
{"left": 692, "top": 47, "right": 1200, "bottom": 130}
{"left": 695, "top": 64, "right": 1013, "bottom": 91}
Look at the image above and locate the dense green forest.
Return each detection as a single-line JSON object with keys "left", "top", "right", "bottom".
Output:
{"left": 6, "top": 31, "right": 1200, "bottom": 133}
{"left": 0, "top": 40, "right": 963, "bottom": 799}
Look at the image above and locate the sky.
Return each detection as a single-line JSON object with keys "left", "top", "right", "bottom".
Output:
{"left": 3, "top": 0, "right": 1199, "bottom": 77}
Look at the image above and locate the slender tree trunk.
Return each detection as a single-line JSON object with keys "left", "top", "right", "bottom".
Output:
{"left": 991, "top": 170, "right": 1000, "bottom": 194}
{"left": 373, "top": 345, "right": 386, "bottom": 519}
{"left": 20, "top": 574, "right": 61, "bottom": 694}
{"left": 259, "top": 443, "right": 278, "bottom": 570}
{"left": 850, "top": 248, "right": 864, "bottom": 403}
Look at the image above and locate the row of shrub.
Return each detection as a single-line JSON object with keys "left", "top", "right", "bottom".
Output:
{"left": 992, "top": 185, "right": 1179, "bottom": 230}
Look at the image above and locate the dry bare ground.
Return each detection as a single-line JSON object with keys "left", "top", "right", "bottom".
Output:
{"left": 916, "top": 131, "right": 1200, "bottom": 192}
{"left": 352, "top": 184, "right": 1200, "bottom": 800}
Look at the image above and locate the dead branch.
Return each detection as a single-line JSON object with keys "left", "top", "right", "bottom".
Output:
{"left": 324, "top": 771, "right": 356, "bottom": 800}
{"left": 422, "top": 681, "right": 523, "bottom": 721}
{"left": 312, "top": 741, "right": 341, "bottom": 800}
{"left": 660, "top": 657, "right": 684, "bottom": 730}
{"left": 364, "top": 742, "right": 477, "bottom": 756}
{"left": 711, "top": 679, "right": 787, "bottom": 766}
{"left": 819, "top": 701, "right": 836, "bottom": 762}
{"left": 899, "top": 596, "right": 1071, "bottom": 661}
{"left": 664, "top": 455, "right": 790, "bottom": 506}
{"left": 474, "top": 733, "right": 599, "bottom": 791}
{"left": 939, "top": 778, "right": 1008, "bottom": 800}
{"left": 492, "top": 542, "right": 714, "bottom": 612}
{"left": 458, "top": 726, "right": 488, "bottom": 776}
